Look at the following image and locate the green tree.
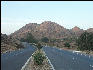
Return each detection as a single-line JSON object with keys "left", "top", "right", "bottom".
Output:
{"left": 37, "top": 43, "right": 43, "bottom": 50}
{"left": 77, "top": 31, "right": 93, "bottom": 51}
{"left": 41, "top": 37, "right": 49, "bottom": 43}
{"left": 64, "top": 42, "right": 70, "bottom": 48}
{"left": 20, "top": 33, "right": 38, "bottom": 43}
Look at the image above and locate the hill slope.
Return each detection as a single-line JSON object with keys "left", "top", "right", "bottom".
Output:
{"left": 1, "top": 33, "right": 24, "bottom": 53}
{"left": 10, "top": 21, "right": 92, "bottom": 40}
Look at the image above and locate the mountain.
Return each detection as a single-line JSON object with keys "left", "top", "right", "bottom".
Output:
{"left": 1, "top": 33, "right": 24, "bottom": 53}
{"left": 10, "top": 21, "right": 93, "bottom": 41}
{"left": 71, "top": 26, "right": 84, "bottom": 36}
{"left": 86, "top": 28, "right": 93, "bottom": 33}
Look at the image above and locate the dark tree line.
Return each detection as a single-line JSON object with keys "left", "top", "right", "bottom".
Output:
{"left": 77, "top": 31, "right": 93, "bottom": 51}
{"left": 20, "top": 33, "right": 38, "bottom": 43}
{"left": 41, "top": 37, "right": 49, "bottom": 43}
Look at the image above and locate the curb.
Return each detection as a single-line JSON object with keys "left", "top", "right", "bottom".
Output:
{"left": 43, "top": 49, "right": 55, "bottom": 70}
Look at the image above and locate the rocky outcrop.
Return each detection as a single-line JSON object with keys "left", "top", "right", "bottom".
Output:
{"left": 1, "top": 33, "right": 24, "bottom": 53}
{"left": 10, "top": 21, "right": 93, "bottom": 40}
{"left": 86, "top": 28, "right": 93, "bottom": 33}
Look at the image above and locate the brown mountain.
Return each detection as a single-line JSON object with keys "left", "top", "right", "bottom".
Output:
{"left": 71, "top": 26, "right": 84, "bottom": 36}
{"left": 72, "top": 26, "right": 81, "bottom": 32}
{"left": 10, "top": 21, "right": 92, "bottom": 41}
{"left": 1, "top": 33, "right": 24, "bottom": 53}
{"left": 86, "top": 28, "right": 93, "bottom": 33}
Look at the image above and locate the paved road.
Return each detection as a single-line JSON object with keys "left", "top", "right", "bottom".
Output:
{"left": 43, "top": 46, "right": 93, "bottom": 70}
{"left": 1, "top": 42, "right": 36, "bottom": 70}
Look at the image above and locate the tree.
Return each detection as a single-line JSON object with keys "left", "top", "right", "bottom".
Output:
{"left": 37, "top": 43, "right": 43, "bottom": 50}
{"left": 20, "top": 33, "right": 38, "bottom": 43}
{"left": 41, "top": 37, "right": 49, "bottom": 43}
{"left": 77, "top": 31, "right": 93, "bottom": 51}
{"left": 64, "top": 42, "right": 70, "bottom": 48}
{"left": 33, "top": 52, "right": 45, "bottom": 65}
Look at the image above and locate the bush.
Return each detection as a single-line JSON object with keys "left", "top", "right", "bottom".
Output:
{"left": 77, "top": 32, "right": 93, "bottom": 51}
{"left": 37, "top": 43, "right": 43, "bottom": 50}
{"left": 41, "top": 37, "right": 49, "bottom": 43}
{"left": 33, "top": 52, "right": 45, "bottom": 65}
{"left": 64, "top": 42, "right": 70, "bottom": 48}
{"left": 20, "top": 33, "right": 38, "bottom": 43}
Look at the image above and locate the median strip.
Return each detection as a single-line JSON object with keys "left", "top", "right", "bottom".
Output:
{"left": 21, "top": 49, "right": 55, "bottom": 70}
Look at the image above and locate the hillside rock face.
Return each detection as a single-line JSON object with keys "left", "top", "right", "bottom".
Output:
{"left": 71, "top": 26, "right": 84, "bottom": 36}
{"left": 1, "top": 33, "right": 24, "bottom": 53}
{"left": 10, "top": 21, "right": 93, "bottom": 40}
{"left": 87, "top": 28, "right": 93, "bottom": 33}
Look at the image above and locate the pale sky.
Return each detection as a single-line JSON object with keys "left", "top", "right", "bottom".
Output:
{"left": 1, "top": 1, "right": 93, "bottom": 35}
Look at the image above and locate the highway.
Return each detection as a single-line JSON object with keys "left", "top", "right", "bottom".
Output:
{"left": 43, "top": 46, "right": 93, "bottom": 70}
{"left": 1, "top": 43, "right": 93, "bottom": 70}
{"left": 1, "top": 42, "right": 36, "bottom": 70}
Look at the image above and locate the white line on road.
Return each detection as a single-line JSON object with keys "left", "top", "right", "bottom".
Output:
{"left": 85, "top": 54, "right": 86, "bottom": 56}
{"left": 73, "top": 51, "right": 75, "bottom": 53}
{"left": 81, "top": 54, "right": 82, "bottom": 55}
{"left": 72, "top": 57, "right": 75, "bottom": 60}
{"left": 89, "top": 56, "right": 90, "bottom": 58}
{"left": 74, "top": 51, "right": 81, "bottom": 53}
{"left": 21, "top": 52, "right": 34, "bottom": 70}
{"left": 43, "top": 50, "right": 55, "bottom": 70}
{"left": 77, "top": 53, "right": 78, "bottom": 55}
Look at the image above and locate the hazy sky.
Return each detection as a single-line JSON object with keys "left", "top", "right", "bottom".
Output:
{"left": 1, "top": 1, "right": 93, "bottom": 35}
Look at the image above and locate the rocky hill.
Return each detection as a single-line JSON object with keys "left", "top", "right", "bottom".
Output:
{"left": 86, "top": 28, "right": 93, "bottom": 33}
{"left": 1, "top": 33, "right": 24, "bottom": 53}
{"left": 10, "top": 21, "right": 93, "bottom": 41}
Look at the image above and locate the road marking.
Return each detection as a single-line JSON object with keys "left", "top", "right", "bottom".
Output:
{"left": 89, "top": 56, "right": 90, "bottom": 58}
{"left": 72, "top": 57, "right": 75, "bottom": 60}
{"left": 74, "top": 51, "right": 81, "bottom": 53}
{"left": 21, "top": 52, "right": 34, "bottom": 70}
{"left": 73, "top": 51, "right": 75, "bottom": 53}
{"left": 60, "top": 49, "right": 62, "bottom": 50}
{"left": 43, "top": 50, "right": 55, "bottom": 70}
{"left": 77, "top": 53, "right": 78, "bottom": 55}
{"left": 89, "top": 65, "right": 93, "bottom": 68}
{"left": 85, "top": 54, "right": 86, "bottom": 56}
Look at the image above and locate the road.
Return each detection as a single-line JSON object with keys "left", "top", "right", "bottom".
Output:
{"left": 43, "top": 46, "right": 93, "bottom": 70}
{"left": 1, "top": 42, "right": 36, "bottom": 70}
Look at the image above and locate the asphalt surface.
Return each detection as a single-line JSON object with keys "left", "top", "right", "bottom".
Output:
{"left": 1, "top": 42, "right": 36, "bottom": 70}
{"left": 43, "top": 46, "right": 93, "bottom": 70}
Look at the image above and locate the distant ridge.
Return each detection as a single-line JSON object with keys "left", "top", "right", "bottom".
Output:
{"left": 10, "top": 21, "right": 93, "bottom": 40}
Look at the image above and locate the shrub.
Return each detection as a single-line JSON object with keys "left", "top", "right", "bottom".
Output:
{"left": 76, "top": 31, "right": 93, "bottom": 51}
{"left": 20, "top": 33, "right": 38, "bottom": 43}
{"left": 33, "top": 52, "right": 45, "bottom": 65}
{"left": 41, "top": 37, "right": 49, "bottom": 43}
{"left": 37, "top": 43, "right": 43, "bottom": 50}
{"left": 64, "top": 42, "right": 70, "bottom": 48}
